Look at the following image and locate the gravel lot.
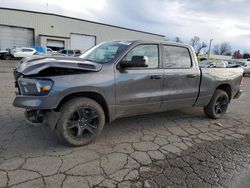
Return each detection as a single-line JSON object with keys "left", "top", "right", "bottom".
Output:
{"left": 0, "top": 60, "right": 250, "bottom": 188}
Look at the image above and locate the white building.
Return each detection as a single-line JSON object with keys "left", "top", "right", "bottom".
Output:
{"left": 0, "top": 8, "right": 165, "bottom": 51}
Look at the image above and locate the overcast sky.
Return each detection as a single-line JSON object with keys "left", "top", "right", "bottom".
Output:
{"left": 1, "top": 0, "right": 250, "bottom": 52}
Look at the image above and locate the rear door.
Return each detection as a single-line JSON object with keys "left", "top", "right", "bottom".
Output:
{"left": 161, "top": 45, "right": 200, "bottom": 111}
{"left": 115, "top": 44, "right": 164, "bottom": 118}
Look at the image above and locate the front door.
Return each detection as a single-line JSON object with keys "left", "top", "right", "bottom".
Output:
{"left": 115, "top": 44, "right": 164, "bottom": 118}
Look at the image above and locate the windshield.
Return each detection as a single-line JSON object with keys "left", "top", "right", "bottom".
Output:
{"left": 80, "top": 41, "right": 131, "bottom": 64}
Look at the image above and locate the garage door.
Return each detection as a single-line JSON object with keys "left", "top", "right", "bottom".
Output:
{"left": 47, "top": 39, "right": 65, "bottom": 51}
{"left": 0, "top": 25, "right": 34, "bottom": 50}
{"left": 70, "top": 34, "right": 95, "bottom": 52}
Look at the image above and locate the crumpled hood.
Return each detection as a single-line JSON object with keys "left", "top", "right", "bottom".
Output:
{"left": 16, "top": 55, "right": 103, "bottom": 75}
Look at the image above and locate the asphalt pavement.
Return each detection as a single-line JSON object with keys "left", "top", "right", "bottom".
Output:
{"left": 0, "top": 60, "right": 250, "bottom": 188}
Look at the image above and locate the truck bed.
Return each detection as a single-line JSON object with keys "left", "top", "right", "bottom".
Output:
{"left": 195, "top": 67, "right": 243, "bottom": 107}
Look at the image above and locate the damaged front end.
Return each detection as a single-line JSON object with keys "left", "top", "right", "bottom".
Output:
{"left": 25, "top": 109, "right": 61, "bottom": 129}
{"left": 25, "top": 109, "right": 45, "bottom": 123}
{"left": 15, "top": 55, "right": 102, "bottom": 76}
{"left": 13, "top": 56, "right": 103, "bottom": 128}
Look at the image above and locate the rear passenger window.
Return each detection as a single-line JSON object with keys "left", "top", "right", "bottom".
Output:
{"left": 163, "top": 46, "right": 191, "bottom": 68}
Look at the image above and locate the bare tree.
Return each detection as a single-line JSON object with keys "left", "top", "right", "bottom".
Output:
{"left": 196, "top": 42, "right": 207, "bottom": 56}
{"left": 190, "top": 36, "right": 207, "bottom": 56}
{"left": 220, "top": 42, "right": 232, "bottom": 55}
{"left": 243, "top": 53, "right": 250, "bottom": 59}
{"left": 213, "top": 44, "right": 220, "bottom": 55}
{"left": 213, "top": 42, "right": 232, "bottom": 55}
{"left": 190, "top": 36, "right": 200, "bottom": 47}
{"left": 174, "top": 37, "right": 182, "bottom": 43}
{"left": 232, "top": 50, "right": 242, "bottom": 59}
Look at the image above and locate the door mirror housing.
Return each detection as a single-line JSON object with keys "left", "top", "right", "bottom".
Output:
{"left": 120, "top": 56, "right": 148, "bottom": 69}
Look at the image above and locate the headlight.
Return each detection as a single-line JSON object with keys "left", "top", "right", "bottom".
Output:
{"left": 18, "top": 78, "right": 53, "bottom": 96}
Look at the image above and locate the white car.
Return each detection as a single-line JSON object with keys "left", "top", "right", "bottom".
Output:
{"left": 243, "top": 62, "right": 250, "bottom": 75}
{"left": 11, "top": 47, "right": 37, "bottom": 58}
{"left": 46, "top": 48, "right": 58, "bottom": 55}
{"left": 227, "top": 60, "right": 250, "bottom": 76}
{"left": 199, "top": 60, "right": 227, "bottom": 68}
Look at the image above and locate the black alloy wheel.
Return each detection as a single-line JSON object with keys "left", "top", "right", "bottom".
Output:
{"left": 204, "top": 89, "right": 229, "bottom": 119}
{"left": 214, "top": 96, "right": 228, "bottom": 115}
{"left": 67, "top": 107, "right": 99, "bottom": 139}
{"left": 56, "top": 98, "right": 105, "bottom": 146}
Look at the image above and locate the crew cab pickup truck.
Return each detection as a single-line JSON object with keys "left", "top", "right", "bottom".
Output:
{"left": 13, "top": 40, "right": 243, "bottom": 146}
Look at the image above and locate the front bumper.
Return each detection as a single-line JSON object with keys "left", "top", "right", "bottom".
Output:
{"left": 13, "top": 94, "right": 59, "bottom": 109}
{"left": 234, "top": 90, "right": 242, "bottom": 99}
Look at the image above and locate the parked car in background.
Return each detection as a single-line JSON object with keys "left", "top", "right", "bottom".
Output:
{"left": 13, "top": 40, "right": 243, "bottom": 146}
{"left": 227, "top": 60, "right": 250, "bottom": 76}
{"left": 227, "top": 60, "right": 244, "bottom": 68}
{"left": 58, "top": 49, "right": 82, "bottom": 57}
{"left": 46, "top": 48, "right": 58, "bottom": 55}
{"left": 0, "top": 49, "right": 12, "bottom": 60}
{"left": 242, "top": 62, "right": 250, "bottom": 75}
{"left": 10, "top": 47, "right": 37, "bottom": 58}
{"left": 31, "top": 46, "right": 58, "bottom": 56}
{"left": 46, "top": 48, "right": 53, "bottom": 54}
{"left": 199, "top": 60, "right": 228, "bottom": 68}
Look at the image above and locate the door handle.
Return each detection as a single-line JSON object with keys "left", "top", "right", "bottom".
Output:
{"left": 150, "top": 75, "right": 162, "bottom": 80}
{"left": 187, "top": 74, "right": 197, "bottom": 78}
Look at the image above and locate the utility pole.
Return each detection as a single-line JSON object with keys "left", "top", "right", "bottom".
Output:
{"left": 207, "top": 39, "right": 213, "bottom": 58}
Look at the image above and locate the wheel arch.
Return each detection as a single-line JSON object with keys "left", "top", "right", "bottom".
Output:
{"left": 56, "top": 91, "right": 110, "bottom": 123}
{"left": 216, "top": 84, "right": 232, "bottom": 101}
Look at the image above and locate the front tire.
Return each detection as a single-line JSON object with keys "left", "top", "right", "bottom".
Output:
{"left": 203, "top": 89, "right": 229, "bottom": 119}
{"left": 56, "top": 98, "right": 105, "bottom": 146}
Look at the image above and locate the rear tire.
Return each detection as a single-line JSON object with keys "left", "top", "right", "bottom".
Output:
{"left": 203, "top": 89, "right": 229, "bottom": 119}
{"left": 56, "top": 98, "right": 105, "bottom": 146}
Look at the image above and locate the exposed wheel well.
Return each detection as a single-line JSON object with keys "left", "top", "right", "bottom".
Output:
{"left": 216, "top": 84, "right": 232, "bottom": 100}
{"left": 56, "top": 92, "right": 110, "bottom": 122}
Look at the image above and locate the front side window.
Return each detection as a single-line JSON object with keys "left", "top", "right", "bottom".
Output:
{"left": 123, "top": 45, "right": 159, "bottom": 68}
{"left": 163, "top": 46, "right": 191, "bottom": 68}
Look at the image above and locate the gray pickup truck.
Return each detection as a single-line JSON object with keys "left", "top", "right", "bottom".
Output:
{"left": 13, "top": 40, "right": 243, "bottom": 146}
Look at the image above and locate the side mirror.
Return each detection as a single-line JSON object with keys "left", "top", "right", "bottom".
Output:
{"left": 120, "top": 56, "right": 148, "bottom": 69}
